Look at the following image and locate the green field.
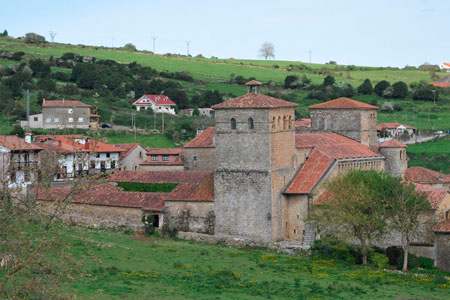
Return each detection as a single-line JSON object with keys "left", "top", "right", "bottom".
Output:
{"left": 407, "top": 136, "right": 450, "bottom": 173}
{"left": 5, "top": 223, "right": 448, "bottom": 300}
{"left": 103, "top": 132, "right": 176, "bottom": 148}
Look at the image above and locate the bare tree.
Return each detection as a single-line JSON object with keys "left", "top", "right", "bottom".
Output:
{"left": 259, "top": 42, "right": 275, "bottom": 60}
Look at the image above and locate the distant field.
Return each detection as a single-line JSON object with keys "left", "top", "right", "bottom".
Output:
{"left": 104, "top": 132, "right": 176, "bottom": 148}
{"left": 9, "top": 223, "right": 447, "bottom": 300}
{"left": 407, "top": 136, "right": 450, "bottom": 173}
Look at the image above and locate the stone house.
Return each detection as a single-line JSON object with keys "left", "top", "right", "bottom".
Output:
{"left": 377, "top": 122, "right": 416, "bottom": 142}
{"left": 24, "top": 100, "right": 99, "bottom": 129}
{"left": 180, "top": 108, "right": 214, "bottom": 118}
{"left": 133, "top": 95, "right": 176, "bottom": 115}
{"left": 183, "top": 127, "right": 216, "bottom": 172}
{"left": 113, "top": 143, "right": 147, "bottom": 171}
{"left": 0, "top": 135, "right": 42, "bottom": 190}
{"left": 433, "top": 220, "right": 450, "bottom": 271}
{"left": 140, "top": 148, "right": 184, "bottom": 171}
{"left": 405, "top": 167, "right": 450, "bottom": 190}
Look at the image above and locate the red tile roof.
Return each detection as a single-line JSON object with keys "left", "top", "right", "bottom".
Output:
{"left": 134, "top": 95, "right": 176, "bottom": 106}
{"left": 113, "top": 143, "right": 140, "bottom": 159}
{"left": 379, "top": 139, "right": 407, "bottom": 148}
{"left": 309, "top": 98, "right": 378, "bottom": 110}
{"left": 35, "top": 135, "right": 125, "bottom": 153}
{"left": 245, "top": 80, "right": 262, "bottom": 86}
{"left": 433, "top": 220, "right": 450, "bottom": 233}
{"left": 430, "top": 82, "right": 450, "bottom": 88}
{"left": 295, "top": 133, "right": 380, "bottom": 159}
{"left": 145, "top": 148, "right": 184, "bottom": 155}
{"left": 405, "top": 167, "right": 450, "bottom": 184}
{"left": 415, "top": 186, "right": 448, "bottom": 209}
{"left": 42, "top": 100, "right": 91, "bottom": 108}
{"left": 295, "top": 118, "right": 311, "bottom": 128}
{"left": 140, "top": 161, "right": 184, "bottom": 166}
{"left": 442, "top": 63, "right": 450, "bottom": 68}
{"left": 184, "top": 127, "right": 215, "bottom": 148}
{"left": 35, "top": 184, "right": 165, "bottom": 211}
{"left": 165, "top": 173, "right": 214, "bottom": 202}
{"left": 284, "top": 149, "right": 335, "bottom": 194}
{"left": 87, "top": 140, "right": 126, "bottom": 153}
{"left": 377, "top": 123, "right": 415, "bottom": 130}
{"left": 0, "top": 135, "right": 42, "bottom": 151}
{"left": 109, "top": 170, "right": 211, "bottom": 184}
{"left": 211, "top": 93, "right": 297, "bottom": 109}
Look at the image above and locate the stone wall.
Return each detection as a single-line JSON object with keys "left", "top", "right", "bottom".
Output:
{"left": 360, "top": 110, "right": 378, "bottom": 146}
{"left": 42, "top": 106, "right": 90, "bottom": 129}
{"left": 184, "top": 148, "right": 216, "bottom": 172}
{"left": 120, "top": 145, "right": 146, "bottom": 171}
{"left": 379, "top": 147, "right": 407, "bottom": 178}
{"left": 434, "top": 233, "right": 450, "bottom": 271}
{"left": 283, "top": 194, "right": 309, "bottom": 240}
{"left": 164, "top": 201, "right": 214, "bottom": 234}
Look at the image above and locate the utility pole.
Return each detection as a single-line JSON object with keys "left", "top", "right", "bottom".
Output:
{"left": 432, "top": 90, "right": 436, "bottom": 106}
{"left": 162, "top": 111, "right": 165, "bottom": 134}
{"left": 186, "top": 41, "right": 191, "bottom": 56}
{"left": 49, "top": 31, "right": 56, "bottom": 57}
{"left": 309, "top": 50, "right": 311, "bottom": 63}
{"left": 151, "top": 36, "right": 157, "bottom": 53}
{"left": 26, "top": 90, "right": 30, "bottom": 128}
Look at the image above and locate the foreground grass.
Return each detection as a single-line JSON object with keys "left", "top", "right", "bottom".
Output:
{"left": 15, "top": 224, "right": 447, "bottom": 299}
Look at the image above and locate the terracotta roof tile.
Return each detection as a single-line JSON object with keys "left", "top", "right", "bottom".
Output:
{"left": 166, "top": 173, "right": 214, "bottom": 202}
{"left": 245, "top": 80, "right": 262, "bottom": 86}
{"left": 433, "top": 220, "right": 450, "bottom": 233}
{"left": 309, "top": 98, "right": 378, "bottom": 110}
{"left": 140, "top": 161, "right": 184, "bottom": 166}
{"left": 134, "top": 95, "right": 176, "bottom": 106}
{"left": 42, "top": 100, "right": 91, "bottom": 108}
{"left": 295, "top": 133, "right": 380, "bottom": 159}
{"left": 414, "top": 186, "right": 448, "bottom": 209}
{"left": 379, "top": 139, "right": 407, "bottom": 148}
{"left": 0, "top": 135, "right": 42, "bottom": 151}
{"left": 109, "top": 170, "right": 211, "bottom": 184}
{"left": 113, "top": 143, "right": 140, "bottom": 159}
{"left": 377, "top": 123, "right": 415, "bottom": 130}
{"left": 295, "top": 118, "right": 311, "bottom": 128}
{"left": 211, "top": 93, "right": 297, "bottom": 109}
{"left": 146, "top": 148, "right": 184, "bottom": 155}
{"left": 284, "top": 149, "right": 335, "bottom": 194}
{"left": 430, "top": 82, "right": 450, "bottom": 88}
{"left": 184, "top": 127, "right": 215, "bottom": 148}
{"left": 405, "top": 167, "right": 450, "bottom": 184}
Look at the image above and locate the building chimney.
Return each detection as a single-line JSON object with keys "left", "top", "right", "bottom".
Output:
{"left": 24, "top": 132, "right": 32, "bottom": 143}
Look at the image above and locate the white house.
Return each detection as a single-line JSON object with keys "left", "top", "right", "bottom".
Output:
{"left": 133, "top": 95, "right": 176, "bottom": 115}
{"left": 439, "top": 63, "right": 450, "bottom": 72}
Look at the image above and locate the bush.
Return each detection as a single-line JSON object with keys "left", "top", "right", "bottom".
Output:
{"left": 382, "top": 86, "right": 394, "bottom": 98}
{"left": 161, "top": 224, "right": 178, "bottom": 237}
{"left": 374, "top": 80, "right": 390, "bottom": 97}
{"left": 123, "top": 43, "right": 137, "bottom": 51}
{"left": 29, "top": 59, "right": 51, "bottom": 78}
{"left": 395, "top": 253, "right": 433, "bottom": 270}
{"left": 413, "top": 87, "right": 438, "bottom": 101}
{"left": 51, "top": 71, "right": 71, "bottom": 82}
{"left": 61, "top": 52, "right": 77, "bottom": 60}
{"left": 391, "top": 81, "right": 408, "bottom": 99}
{"left": 284, "top": 75, "right": 299, "bottom": 89}
{"left": 142, "top": 215, "right": 156, "bottom": 236}
{"left": 11, "top": 51, "right": 25, "bottom": 61}
{"left": 9, "top": 125, "right": 25, "bottom": 137}
{"left": 357, "top": 79, "right": 373, "bottom": 95}
{"left": 38, "top": 77, "right": 56, "bottom": 92}
{"left": 25, "top": 32, "right": 45, "bottom": 44}
{"left": 323, "top": 75, "right": 335, "bottom": 86}
{"left": 380, "top": 102, "right": 394, "bottom": 113}
{"left": 311, "top": 236, "right": 362, "bottom": 264}
{"left": 370, "top": 252, "right": 389, "bottom": 269}
{"left": 386, "top": 246, "right": 402, "bottom": 265}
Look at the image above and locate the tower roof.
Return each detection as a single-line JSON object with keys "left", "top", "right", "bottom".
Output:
{"left": 308, "top": 97, "right": 378, "bottom": 110}
{"left": 379, "top": 139, "right": 407, "bottom": 148}
{"left": 211, "top": 93, "right": 297, "bottom": 109}
{"left": 245, "top": 80, "right": 262, "bottom": 86}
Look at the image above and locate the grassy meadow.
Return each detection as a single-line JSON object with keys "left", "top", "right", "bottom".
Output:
{"left": 5, "top": 223, "right": 448, "bottom": 300}
{"left": 407, "top": 136, "right": 450, "bottom": 173}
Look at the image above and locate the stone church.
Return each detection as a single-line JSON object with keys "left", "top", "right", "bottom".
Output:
{"left": 181, "top": 80, "right": 409, "bottom": 244}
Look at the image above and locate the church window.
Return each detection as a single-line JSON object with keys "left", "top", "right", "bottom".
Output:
{"left": 288, "top": 116, "right": 292, "bottom": 129}
{"left": 278, "top": 116, "right": 281, "bottom": 129}
{"left": 231, "top": 118, "right": 236, "bottom": 130}
{"left": 272, "top": 117, "right": 276, "bottom": 130}
{"left": 293, "top": 229, "right": 297, "bottom": 235}
{"left": 193, "top": 155, "right": 198, "bottom": 161}
{"left": 248, "top": 117, "right": 254, "bottom": 130}
{"left": 283, "top": 116, "right": 287, "bottom": 130}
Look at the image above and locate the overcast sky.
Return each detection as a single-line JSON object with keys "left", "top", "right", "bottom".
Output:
{"left": 2, "top": 0, "right": 448, "bottom": 67}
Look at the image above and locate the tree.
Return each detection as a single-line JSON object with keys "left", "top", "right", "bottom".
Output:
{"left": 38, "top": 77, "right": 56, "bottom": 92}
{"left": 123, "top": 43, "right": 137, "bottom": 51}
{"left": 24, "top": 32, "right": 45, "bottom": 44}
{"left": 9, "top": 125, "right": 25, "bottom": 137}
{"left": 284, "top": 75, "right": 299, "bottom": 89}
{"left": 311, "top": 170, "right": 388, "bottom": 265}
{"left": 357, "top": 79, "right": 373, "bottom": 95}
{"left": 1, "top": 29, "right": 8, "bottom": 37}
{"left": 382, "top": 179, "right": 430, "bottom": 272}
{"left": 259, "top": 42, "right": 275, "bottom": 60}
{"left": 374, "top": 80, "right": 390, "bottom": 97}
{"left": 29, "top": 59, "right": 51, "bottom": 78}
{"left": 391, "top": 81, "right": 408, "bottom": 99}
{"left": 323, "top": 75, "right": 335, "bottom": 86}
{"left": 193, "top": 107, "right": 200, "bottom": 116}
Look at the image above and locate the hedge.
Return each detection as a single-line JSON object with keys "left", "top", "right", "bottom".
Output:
{"left": 117, "top": 182, "right": 178, "bottom": 193}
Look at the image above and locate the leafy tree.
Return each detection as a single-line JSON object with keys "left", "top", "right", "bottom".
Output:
{"left": 193, "top": 107, "right": 200, "bottom": 116}
{"left": 374, "top": 80, "right": 390, "bottom": 97}
{"left": 0, "top": 84, "right": 13, "bottom": 111}
{"left": 413, "top": 86, "right": 438, "bottom": 101}
{"left": 165, "top": 87, "right": 188, "bottom": 109}
{"left": 382, "top": 86, "right": 394, "bottom": 98}
{"left": 38, "top": 77, "right": 56, "bottom": 92}
{"left": 323, "top": 75, "right": 335, "bottom": 86}
{"left": 391, "top": 81, "right": 408, "bottom": 99}
{"left": 284, "top": 75, "right": 299, "bottom": 89}
{"left": 311, "top": 170, "right": 388, "bottom": 265}
{"left": 382, "top": 179, "right": 430, "bottom": 271}
{"left": 123, "top": 43, "right": 137, "bottom": 51}
{"left": 24, "top": 32, "right": 45, "bottom": 44}
{"left": 357, "top": 79, "right": 373, "bottom": 95}
{"left": 1, "top": 29, "right": 8, "bottom": 37}
{"left": 259, "top": 42, "right": 275, "bottom": 60}
{"left": 29, "top": 59, "right": 51, "bottom": 78}
{"left": 9, "top": 125, "right": 25, "bottom": 137}
{"left": 192, "top": 90, "right": 223, "bottom": 108}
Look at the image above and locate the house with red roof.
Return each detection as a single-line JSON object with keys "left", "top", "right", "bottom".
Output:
{"left": 0, "top": 135, "right": 42, "bottom": 189}
{"left": 22, "top": 99, "right": 99, "bottom": 130}
{"left": 133, "top": 95, "right": 176, "bottom": 115}
{"left": 377, "top": 122, "right": 416, "bottom": 140}
{"left": 140, "top": 148, "right": 184, "bottom": 171}
{"left": 113, "top": 143, "right": 147, "bottom": 171}
{"left": 439, "top": 62, "right": 450, "bottom": 72}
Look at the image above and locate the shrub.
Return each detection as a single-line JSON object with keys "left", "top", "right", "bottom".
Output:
{"left": 9, "top": 125, "right": 25, "bottom": 137}
{"left": 391, "top": 81, "right": 408, "bottom": 99}
{"left": 142, "top": 215, "right": 156, "bottom": 236}
{"left": 357, "top": 79, "right": 373, "bottom": 95}
{"left": 374, "top": 80, "right": 390, "bottom": 97}
{"left": 117, "top": 182, "right": 178, "bottom": 193}
{"left": 413, "top": 87, "right": 438, "bottom": 101}
{"left": 51, "top": 71, "right": 71, "bottom": 82}
{"left": 25, "top": 32, "right": 45, "bottom": 44}
{"left": 370, "top": 252, "right": 389, "bottom": 269}
{"left": 29, "top": 59, "right": 51, "bottom": 78}
{"left": 61, "top": 52, "right": 77, "bottom": 60}
{"left": 323, "top": 75, "right": 335, "bottom": 86}
{"left": 386, "top": 246, "right": 402, "bottom": 265}
{"left": 11, "top": 51, "right": 25, "bottom": 61}
{"left": 38, "top": 77, "right": 56, "bottom": 92}
{"left": 284, "top": 75, "right": 299, "bottom": 89}
{"left": 311, "top": 236, "right": 361, "bottom": 264}
{"left": 123, "top": 43, "right": 137, "bottom": 51}
{"left": 382, "top": 86, "right": 394, "bottom": 98}
{"left": 380, "top": 102, "right": 394, "bottom": 113}
{"left": 161, "top": 224, "right": 178, "bottom": 237}
{"left": 396, "top": 253, "right": 420, "bottom": 270}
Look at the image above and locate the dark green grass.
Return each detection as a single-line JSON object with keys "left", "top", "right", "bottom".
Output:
{"left": 14, "top": 224, "right": 447, "bottom": 300}
{"left": 407, "top": 136, "right": 450, "bottom": 173}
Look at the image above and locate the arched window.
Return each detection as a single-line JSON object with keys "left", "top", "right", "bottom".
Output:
{"left": 248, "top": 117, "right": 254, "bottom": 130}
{"left": 283, "top": 116, "right": 287, "bottom": 130}
{"left": 324, "top": 114, "right": 332, "bottom": 131}
{"left": 231, "top": 118, "right": 236, "bottom": 130}
{"left": 278, "top": 116, "right": 281, "bottom": 129}
{"left": 272, "top": 117, "right": 276, "bottom": 130}
{"left": 288, "top": 116, "right": 292, "bottom": 129}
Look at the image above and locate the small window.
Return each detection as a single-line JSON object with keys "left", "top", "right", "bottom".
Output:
{"left": 78, "top": 117, "right": 84, "bottom": 123}
{"left": 111, "top": 160, "right": 116, "bottom": 169}
{"left": 68, "top": 117, "right": 73, "bottom": 123}
{"left": 248, "top": 118, "right": 254, "bottom": 130}
{"left": 90, "top": 161, "right": 96, "bottom": 169}
{"left": 193, "top": 155, "right": 198, "bottom": 161}
{"left": 293, "top": 229, "right": 297, "bottom": 235}
{"left": 139, "top": 152, "right": 143, "bottom": 159}
{"left": 45, "top": 118, "right": 51, "bottom": 123}
{"left": 96, "top": 153, "right": 100, "bottom": 158}
{"left": 106, "top": 153, "right": 110, "bottom": 158}
{"left": 54, "top": 117, "right": 60, "bottom": 123}
{"left": 231, "top": 118, "right": 236, "bottom": 130}
{"left": 33, "top": 117, "right": 38, "bottom": 122}
{"left": 68, "top": 109, "right": 73, "bottom": 114}
{"left": 162, "top": 155, "right": 169, "bottom": 161}
{"left": 151, "top": 155, "right": 157, "bottom": 161}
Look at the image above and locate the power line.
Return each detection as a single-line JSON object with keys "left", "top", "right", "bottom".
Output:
{"left": 49, "top": 31, "right": 57, "bottom": 56}
{"left": 186, "top": 41, "right": 190, "bottom": 56}
{"left": 151, "top": 36, "right": 157, "bottom": 53}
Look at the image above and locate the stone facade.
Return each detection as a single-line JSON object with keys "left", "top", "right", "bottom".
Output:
{"left": 310, "top": 108, "right": 377, "bottom": 146}
{"left": 42, "top": 106, "right": 91, "bottom": 129}
{"left": 118, "top": 145, "right": 146, "bottom": 171}
{"left": 164, "top": 201, "right": 214, "bottom": 234}
{"left": 184, "top": 148, "right": 216, "bottom": 172}
{"left": 434, "top": 233, "right": 450, "bottom": 271}
{"left": 379, "top": 147, "right": 408, "bottom": 178}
